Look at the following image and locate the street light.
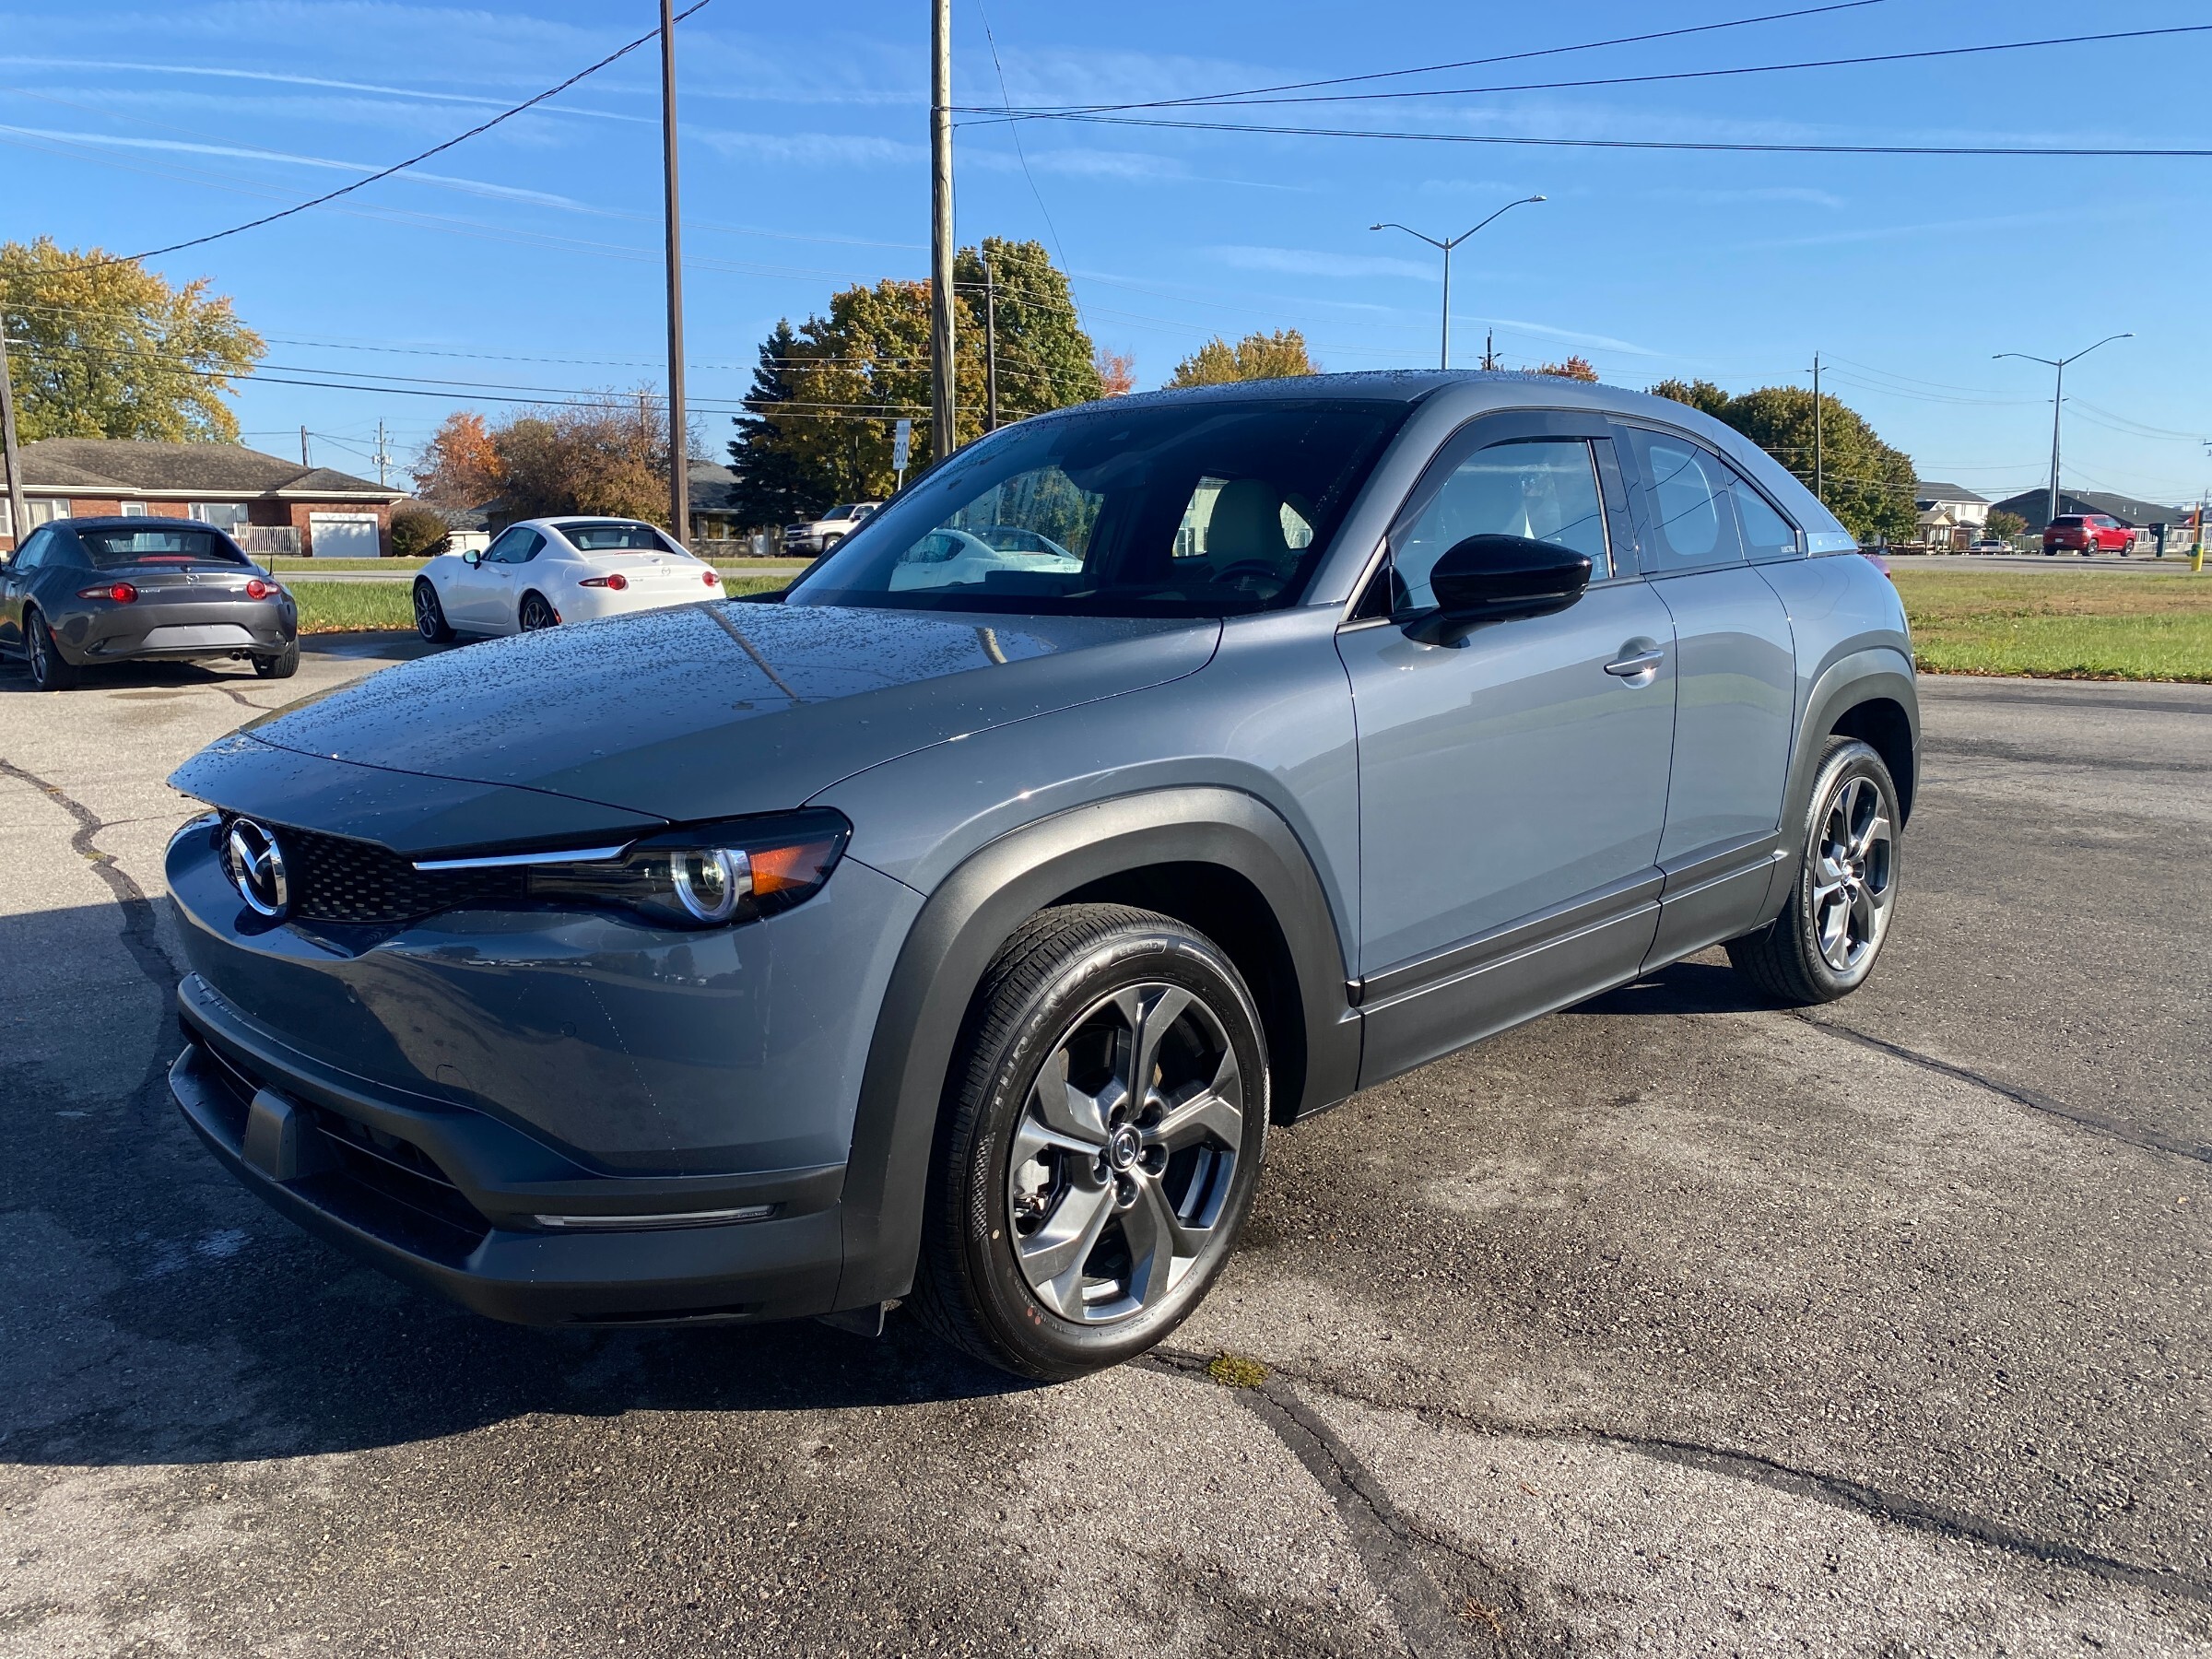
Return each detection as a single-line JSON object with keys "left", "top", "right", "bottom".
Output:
{"left": 1371, "top": 194, "right": 1546, "bottom": 371}
{"left": 1994, "top": 333, "right": 2132, "bottom": 529}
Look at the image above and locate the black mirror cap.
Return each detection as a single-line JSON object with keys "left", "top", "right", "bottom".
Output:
{"left": 1416, "top": 534, "right": 1593, "bottom": 635}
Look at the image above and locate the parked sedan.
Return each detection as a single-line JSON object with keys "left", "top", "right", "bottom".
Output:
{"left": 0, "top": 517, "right": 297, "bottom": 690}
{"left": 411, "top": 517, "right": 722, "bottom": 641}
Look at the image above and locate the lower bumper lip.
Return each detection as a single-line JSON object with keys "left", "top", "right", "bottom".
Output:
{"left": 533, "top": 1206, "right": 776, "bottom": 1230}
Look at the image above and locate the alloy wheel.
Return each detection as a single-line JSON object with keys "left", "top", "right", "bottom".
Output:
{"left": 520, "top": 594, "right": 557, "bottom": 630}
{"left": 1006, "top": 982, "right": 1244, "bottom": 1324}
{"left": 413, "top": 583, "right": 440, "bottom": 637}
{"left": 1811, "top": 774, "right": 1894, "bottom": 973}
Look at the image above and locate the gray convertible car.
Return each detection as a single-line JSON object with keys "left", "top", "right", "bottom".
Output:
{"left": 2, "top": 517, "right": 298, "bottom": 689}
{"left": 163, "top": 372, "right": 1914, "bottom": 1379}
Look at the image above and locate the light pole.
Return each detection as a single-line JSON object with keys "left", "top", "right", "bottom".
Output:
{"left": 1994, "top": 333, "right": 2132, "bottom": 529}
{"left": 1371, "top": 195, "right": 1545, "bottom": 371}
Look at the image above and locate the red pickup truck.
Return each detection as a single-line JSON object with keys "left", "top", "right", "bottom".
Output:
{"left": 2043, "top": 513, "right": 2133, "bottom": 555}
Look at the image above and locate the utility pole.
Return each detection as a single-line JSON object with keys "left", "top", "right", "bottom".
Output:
{"left": 659, "top": 0, "right": 690, "bottom": 546}
{"left": 929, "top": 0, "right": 956, "bottom": 463}
{"left": 0, "top": 325, "right": 28, "bottom": 552}
{"left": 1994, "top": 333, "right": 2132, "bottom": 530}
{"left": 1371, "top": 195, "right": 1545, "bottom": 370}
{"left": 1482, "top": 330, "right": 1496, "bottom": 372}
{"left": 1810, "top": 352, "right": 1823, "bottom": 507}
{"left": 300, "top": 426, "right": 311, "bottom": 467}
{"left": 374, "top": 418, "right": 391, "bottom": 488}
{"left": 982, "top": 248, "right": 999, "bottom": 433}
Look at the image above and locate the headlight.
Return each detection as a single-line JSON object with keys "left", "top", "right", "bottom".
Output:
{"left": 414, "top": 809, "right": 850, "bottom": 930}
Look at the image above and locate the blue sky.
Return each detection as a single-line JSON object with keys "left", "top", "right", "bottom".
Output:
{"left": 6, "top": 0, "right": 2209, "bottom": 508}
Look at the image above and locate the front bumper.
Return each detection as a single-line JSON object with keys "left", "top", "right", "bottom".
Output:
{"left": 172, "top": 974, "right": 846, "bottom": 1324}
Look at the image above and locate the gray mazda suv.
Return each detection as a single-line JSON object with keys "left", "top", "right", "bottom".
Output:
{"left": 163, "top": 372, "right": 1915, "bottom": 1379}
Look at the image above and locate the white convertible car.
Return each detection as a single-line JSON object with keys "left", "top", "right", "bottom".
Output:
{"left": 411, "top": 517, "right": 723, "bottom": 641}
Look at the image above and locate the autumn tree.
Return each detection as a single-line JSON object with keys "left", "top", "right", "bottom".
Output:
{"left": 411, "top": 411, "right": 503, "bottom": 508}
{"left": 495, "top": 394, "right": 670, "bottom": 524}
{"left": 1535, "top": 356, "right": 1599, "bottom": 382}
{"left": 1649, "top": 378, "right": 1916, "bottom": 545}
{"left": 0, "top": 236, "right": 263, "bottom": 441}
{"left": 1095, "top": 348, "right": 1135, "bottom": 397}
{"left": 1985, "top": 509, "right": 2028, "bottom": 540}
{"left": 728, "top": 240, "right": 1105, "bottom": 517}
{"left": 1168, "top": 329, "right": 1317, "bottom": 387}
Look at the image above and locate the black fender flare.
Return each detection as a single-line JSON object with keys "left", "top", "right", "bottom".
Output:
{"left": 833, "top": 785, "right": 1358, "bottom": 1309}
{"left": 1764, "top": 647, "right": 1919, "bottom": 914}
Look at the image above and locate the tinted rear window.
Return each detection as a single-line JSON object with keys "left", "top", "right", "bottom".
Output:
{"left": 559, "top": 522, "right": 677, "bottom": 553}
{"left": 75, "top": 526, "right": 249, "bottom": 569}
{"left": 2052, "top": 517, "right": 2084, "bottom": 527}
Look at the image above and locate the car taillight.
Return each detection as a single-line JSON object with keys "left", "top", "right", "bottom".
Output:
{"left": 579, "top": 572, "right": 629, "bottom": 590}
{"left": 245, "top": 577, "right": 279, "bottom": 600}
{"left": 78, "top": 582, "right": 137, "bottom": 603}
{"left": 702, "top": 570, "right": 720, "bottom": 586}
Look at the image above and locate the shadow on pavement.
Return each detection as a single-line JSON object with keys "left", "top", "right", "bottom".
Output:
{"left": 1, "top": 894, "right": 1033, "bottom": 1475}
{"left": 1568, "top": 956, "right": 1777, "bottom": 1018}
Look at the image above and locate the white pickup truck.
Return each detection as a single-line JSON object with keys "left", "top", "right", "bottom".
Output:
{"left": 783, "top": 501, "right": 882, "bottom": 558}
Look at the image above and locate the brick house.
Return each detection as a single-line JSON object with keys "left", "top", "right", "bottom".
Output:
{"left": 0, "top": 438, "right": 406, "bottom": 555}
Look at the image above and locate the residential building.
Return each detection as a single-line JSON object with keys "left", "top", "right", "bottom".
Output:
{"left": 1989, "top": 487, "right": 2186, "bottom": 533}
{"left": 0, "top": 438, "right": 405, "bottom": 555}
{"left": 1913, "top": 481, "right": 1990, "bottom": 550}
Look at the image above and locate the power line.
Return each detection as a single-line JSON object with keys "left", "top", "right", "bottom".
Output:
{"left": 972, "top": 22, "right": 2212, "bottom": 114}
{"left": 63, "top": 0, "right": 715, "bottom": 271}
{"left": 1024, "top": 0, "right": 1889, "bottom": 112}
{"left": 957, "top": 110, "right": 2212, "bottom": 159}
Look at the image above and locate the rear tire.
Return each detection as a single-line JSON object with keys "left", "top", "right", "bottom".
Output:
{"left": 24, "top": 611, "right": 78, "bottom": 691}
{"left": 911, "top": 904, "right": 1269, "bottom": 1381}
{"left": 518, "top": 591, "right": 559, "bottom": 631}
{"left": 1728, "top": 736, "right": 1900, "bottom": 1006}
{"left": 413, "top": 580, "right": 455, "bottom": 642}
{"left": 253, "top": 641, "right": 300, "bottom": 679}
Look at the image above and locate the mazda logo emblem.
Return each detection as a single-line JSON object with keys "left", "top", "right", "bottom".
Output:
{"left": 227, "top": 818, "right": 289, "bottom": 919}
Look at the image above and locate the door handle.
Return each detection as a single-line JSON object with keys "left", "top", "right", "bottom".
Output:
{"left": 1605, "top": 647, "right": 1665, "bottom": 678}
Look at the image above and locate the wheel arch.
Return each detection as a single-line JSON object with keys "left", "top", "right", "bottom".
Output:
{"left": 1760, "top": 648, "right": 1917, "bottom": 924}
{"left": 832, "top": 785, "right": 1359, "bottom": 1310}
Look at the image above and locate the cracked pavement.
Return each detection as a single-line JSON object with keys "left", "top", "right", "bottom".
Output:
{"left": 1, "top": 641, "right": 2206, "bottom": 1656}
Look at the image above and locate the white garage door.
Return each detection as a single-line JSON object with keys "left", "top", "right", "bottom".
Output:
{"left": 308, "top": 512, "right": 381, "bottom": 558}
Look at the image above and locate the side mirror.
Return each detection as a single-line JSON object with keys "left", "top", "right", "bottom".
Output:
{"left": 1414, "top": 534, "right": 1592, "bottom": 640}
{"left": 462, "top": 549, "right": 482, "bottom": 568}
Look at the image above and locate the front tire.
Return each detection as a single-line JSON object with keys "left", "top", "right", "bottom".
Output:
{"left": 24, "top": 611, "right": 78, "bottom": 691}
{"left": 413, "top": 580, "right": 455, "bottom": 642}
{"left": 1728, "top": 736, "right": 1900, "bottom": 1005}
{"left": 912, "top": 904, "right": 1269, "bottom": 1381}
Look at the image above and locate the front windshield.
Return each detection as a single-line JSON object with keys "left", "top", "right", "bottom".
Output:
{"left": 786, "top": 397, "right": 1410, "bottom": 617}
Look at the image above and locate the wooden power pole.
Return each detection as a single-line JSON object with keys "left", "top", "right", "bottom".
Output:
{"left": 929, "top": 0, "right": 956, "bottom": 464}
{"left": 0, "top": 324, "right": 27, "bottom": 550}
{"left": 659, "top": 0, "right": 690, "bottom": 546}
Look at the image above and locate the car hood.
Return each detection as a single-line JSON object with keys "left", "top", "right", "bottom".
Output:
{"left": 178, "top": 602, "right": 1219, "bottom": 839}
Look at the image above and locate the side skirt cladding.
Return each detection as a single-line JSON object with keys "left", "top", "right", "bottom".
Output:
{"left": 832, "top": 787, "right": 1359, "bottom": 1311}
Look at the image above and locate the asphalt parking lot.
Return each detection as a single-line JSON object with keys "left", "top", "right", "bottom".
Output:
{"left": 2, "top": 636, "right": 2206, "bottom": 1657}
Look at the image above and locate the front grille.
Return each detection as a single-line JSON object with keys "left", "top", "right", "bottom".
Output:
{"left": 221, "top": 814, "right": 524, "bottom": 924}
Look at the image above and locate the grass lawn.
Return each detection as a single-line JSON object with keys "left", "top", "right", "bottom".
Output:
{"left": 1890, "top": 566, "right": 2212, "bottom": 682}
{"left": 290, "top": 575, "right": 790, "bottom": 633}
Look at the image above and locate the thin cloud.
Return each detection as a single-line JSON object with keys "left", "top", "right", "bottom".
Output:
{"left": 1648, "top": 185, "right": 1847, "bottom": 210}
{"left": 688, "top": 127, "right": 919, "bottom": 168}
{"left": 1207, "top": 245, "right": 1440, "bottom": 281}
{"left": 0, "top": 124, "right": 589, "bottom": 208}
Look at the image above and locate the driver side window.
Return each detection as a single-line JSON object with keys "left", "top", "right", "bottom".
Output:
{"left": 1392, "top": 438, "right": 1612, "bottom": 609}
{"left": 485, "top": 527, "right": 544, "bottom": 565}
{"left": 10, "top": 527, "right": 56, "bottom": 571}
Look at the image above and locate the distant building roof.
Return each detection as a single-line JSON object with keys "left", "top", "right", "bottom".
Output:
{"left": 18, "top": 438, "right": 402, "bottom": 501}
{"left": 1913, "top": 481, "right": 1987, "bottom": 506}
{"left": 688, "top": 458, "right": 740, "bottom": 516}
{"left": 1990, "top": 487, "right": 2186, "bottom": 528}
